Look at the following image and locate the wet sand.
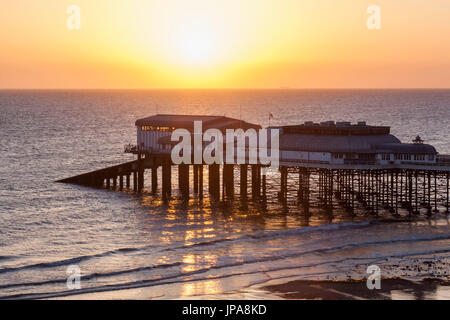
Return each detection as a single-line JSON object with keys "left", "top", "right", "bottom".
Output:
{"left": 260, "top": 257, "right": 450, "bottom": 300}
{"left": 262, "top": 278, "right": 449, "bottom": 300}
{"left": 54, "top": 256, "right": 450, "bottom": 300}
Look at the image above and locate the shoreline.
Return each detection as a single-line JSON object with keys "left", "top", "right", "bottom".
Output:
{"left": 51, "top": 255, "right": 450, "bottom": 300}
{"left": 53, "top": 277, "right": 450, "bottom": 300}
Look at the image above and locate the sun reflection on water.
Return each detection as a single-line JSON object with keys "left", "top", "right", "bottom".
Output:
{"left": 182, "top": 253, "right": 218, "bottom": 273}
{"left": 182, "top": 279, "right": 222, "bottom": 297}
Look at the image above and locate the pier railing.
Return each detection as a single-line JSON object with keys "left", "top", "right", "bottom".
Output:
{"left": 438, "top": 154, "right": 450, "bottom": 164}
{"left": 124, "top": 144, "right": 138, "bottom": 154}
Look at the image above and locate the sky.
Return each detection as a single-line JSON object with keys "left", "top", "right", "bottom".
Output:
{"left": 1, "top": 0, "right": 450, "bottom": 89}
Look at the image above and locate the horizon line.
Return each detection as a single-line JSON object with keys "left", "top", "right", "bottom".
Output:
{"left": 2, "top": 87, "right": 450, "bottom": 91}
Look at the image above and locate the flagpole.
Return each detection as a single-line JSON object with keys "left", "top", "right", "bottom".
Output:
{"left": 239, "top": 104, "right": 242, "bottom": 128}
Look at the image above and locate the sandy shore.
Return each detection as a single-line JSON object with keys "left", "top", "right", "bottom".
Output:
{"left": 55, "top": 277, "right": 450, "bottom": 300}
{"left": 52, "top": 255, "right": 449, "bottom": 300}
{"left": 259, "top": 256, "right": 450, "bottom": 300}
{"left": 261, "top": 278, "right": 449, "bottom": 300}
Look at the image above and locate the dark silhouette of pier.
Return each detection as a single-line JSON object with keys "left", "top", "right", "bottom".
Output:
{"left": 57, "top": 116, "right": 450, "bottom": 216}
{"left": 57, "top": 154, "right": 450, "bottom": 216}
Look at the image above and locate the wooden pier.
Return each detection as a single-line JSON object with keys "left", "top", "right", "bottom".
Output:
{"left": 57, "top": 153, "right": 450, "bottom": 216}
{"left": 57, "top": 116, "right": 450, "bottom": 216}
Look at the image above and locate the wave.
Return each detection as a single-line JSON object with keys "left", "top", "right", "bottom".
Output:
{"left": 1, "top": 231, "right": 449, "bottom": 298}
{"left": 3, "top": 246, "right": 450, "bottom": 300}
{"left": 0, "top": 246, "right": 156, "bottom": 275}
{"left": 0, "top": 221, "right": 370, "bottom": 275}
{"left": 0, "top": 261, "right": 181, "bottom": 291}
{"left": 0, "top": 256, "right": 16, "bottom": 262}
{"left": 248, "top": 221, "right": 373, "bottom": 239}
{"left": 0, "top": 220, "right": 446, "bottom": 277}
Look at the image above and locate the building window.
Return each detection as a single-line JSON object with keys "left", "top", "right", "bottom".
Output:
{"left": 429, "top": 154, "right": 435, "bottom": 161}
{"left": 414, "top": 154, "right": 425, "bottom": 161}
{"left": 359, "top": 153, "right": 375, "bottom": 159}
{"left": 381, "top": 154, "right": 390, "bottom": 161}
{"left": 345, "top": 153, "right": 355, "bottom": 159}
{"left": 333, "top": 153, "right": 343, "bottom": 159}
{"left": 141, "top": 126, "right": 176, "bottom": 132}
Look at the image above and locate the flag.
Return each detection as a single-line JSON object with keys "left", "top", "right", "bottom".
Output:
{"left": 269, "top": 113, "right": 274, "bottom": 120}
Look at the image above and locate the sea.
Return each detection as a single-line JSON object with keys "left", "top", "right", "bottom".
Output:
{"left": 0, "top": 89, "right": 449, "bottom": 299}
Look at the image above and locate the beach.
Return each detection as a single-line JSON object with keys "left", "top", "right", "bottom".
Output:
{"left": 56, "top": 253, "right": 450, "bottom": 300}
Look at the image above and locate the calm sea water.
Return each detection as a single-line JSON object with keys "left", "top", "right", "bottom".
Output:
{"left": 0, "top": 89, "right": 449, "bottom": 299}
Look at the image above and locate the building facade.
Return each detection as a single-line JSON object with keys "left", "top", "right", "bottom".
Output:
{"left": 272, "top": 121, "right": 437, "bottom": 166}
{"left": 135, "top": 114, "right": 261, "bottom": 154}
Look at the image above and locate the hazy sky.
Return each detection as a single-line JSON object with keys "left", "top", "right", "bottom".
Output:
{"left": 1, "top": 0, "right": 450, "bottom": 89}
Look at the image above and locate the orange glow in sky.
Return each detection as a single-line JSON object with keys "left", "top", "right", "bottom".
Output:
{"left": 1, "top": 0, "right": 450, "bottom": 89}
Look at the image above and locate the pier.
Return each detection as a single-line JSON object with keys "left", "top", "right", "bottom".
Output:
{"left": 57, "top": 115, "right": 450, "bottom": 216}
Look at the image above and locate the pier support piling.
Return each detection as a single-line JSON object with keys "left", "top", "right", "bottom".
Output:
{"left": 446, "top": 172, "right": 449, "bottom": 213}
{"left": 193, "top": 165, "right": 199, "bottom": 194}
{"left": 198, "top": 165, "right": 204, "bottom": 199}
{"left": 279, "top": 166, "right": 287, "bottom": 203}
{"left": 240, "top": 164, "right": 248, "bottom": 201}
{"left": 178, "top": 164, "right": 189, "bottom": 200}
{"left": 151, "top": 167, "right": 158, "bottom": 194}
{"left": 223, "top": 164, "right": 235, "bottom": 200}
{"left": 162, "top": 161, "right": 172, "bottom": 201}
{"left": 208, "top": 164, "right": 220, "bottom": 200}
{"left": 252, "top": 165, "right": 261, "bottom": 200}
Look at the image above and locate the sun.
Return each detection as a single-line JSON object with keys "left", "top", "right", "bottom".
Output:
{"left": 178, "top": 30, "right": 214, "bottom": 64}
{"left": 174, "top": 20, "right": 218, "bottom": 66}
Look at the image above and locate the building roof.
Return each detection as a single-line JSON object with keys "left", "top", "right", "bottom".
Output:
{"left": 136, "top": 114, "right": 261, "bottom": 131}
{"left": 278, "top": 133, "right": 401, "bottom": 153}
{"left": 375, "top": 143, "right": 437, "bottom": 154}
{"left": 278, "top": 121, "right": 390, "bottom": 136}
{"left": 275, "top": 121, "right": 437, "bottom": 154}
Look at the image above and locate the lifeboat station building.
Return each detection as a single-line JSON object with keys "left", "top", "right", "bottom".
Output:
{"left": 134, "top": 114, "right": 261, "bottom": 155}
